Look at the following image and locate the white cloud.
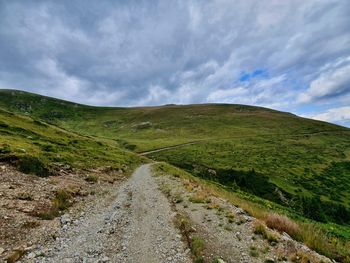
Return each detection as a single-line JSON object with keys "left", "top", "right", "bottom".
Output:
{"left": 35, "top": 57, "right": 86, "bottom": 99}
{"left": 207, "top": 87, "right": 246, "bottom": 102}
{"left": 309, "top": 107, "right": 350, "bottom": 123}
{"left": 255, "top": 75, "right": 286, "bottom": 89}
{"left": 299, "top": 63, "right": 350, "bottom": 103}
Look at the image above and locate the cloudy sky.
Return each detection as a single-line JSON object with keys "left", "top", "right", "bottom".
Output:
{"left": 0, "top": 0, "right": 349, "bottom": 126}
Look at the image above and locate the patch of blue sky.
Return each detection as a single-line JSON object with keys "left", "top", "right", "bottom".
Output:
{"left": 239, "top": 69, "right": 268, "bottom": 82}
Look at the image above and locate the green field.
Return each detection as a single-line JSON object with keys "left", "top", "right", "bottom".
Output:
{"left": 0, "top": 99, "right": 143, "bottom": 176}
{"left": 1, "top": 89, "right": 350, "bottom": 233}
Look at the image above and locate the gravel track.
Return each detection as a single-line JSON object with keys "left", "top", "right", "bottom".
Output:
{"left": 23, "top": 164, "right": 191, "bottom": 263}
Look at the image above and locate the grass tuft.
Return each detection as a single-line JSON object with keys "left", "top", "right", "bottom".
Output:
{"left": 253, "top": 221, "right": 279, "bottom": 243}
{"left": 5, "top": 249, "right": 25, "bottom": 263}
{"left": 265, "top": 213, "right": 299, "bottom": 238}
{"left": 85, "top": 174, "right": 98, "bottom": 183}
{"left": 189, "top": 191, "right": 210, "bottom": 204}
{"left": 191, "top": 236, "right": 205, "bottom": 258}
{"left": 31, "top": 189, "right": 72, "bottom": 220}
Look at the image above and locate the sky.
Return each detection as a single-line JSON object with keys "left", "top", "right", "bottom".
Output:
{"left": 0, "top": 0, "right": 349, "bottom": 127}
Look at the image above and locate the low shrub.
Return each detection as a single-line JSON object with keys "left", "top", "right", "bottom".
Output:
{"left": 250, "top": 246, "right": 259, "bottom": 257}
{"left": 0, "top": 143, "right": 11, "bottom": 154}
{"left": 174, "top": 194, "right": 184, "bottom": 203}
{"left": 17, "top": 156, "right": 50, "bottom": 177}
{"left": 52, "top": 189, "right": 71, "bottom": 210}
{"left": 85, "top": 174, "right": 98, "bottom": 183}
{"left": 32, "top": 189, "right": 72, "bottom": 220}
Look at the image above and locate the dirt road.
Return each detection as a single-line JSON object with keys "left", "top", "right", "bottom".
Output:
{"left": 23, "top": 164, "right": 191, "bottom": 263}
{"left": 18, "top": 164, "right": 332, "bottom": 263}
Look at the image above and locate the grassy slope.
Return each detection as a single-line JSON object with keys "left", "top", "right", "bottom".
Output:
{"left": 153, "top": 162, "right": 350, "bottom": 261}
{"left": 0, "top": 106, "right": 142, "bottom": 175}
{"left": 1, "top": 89, "right": 350, "bottom": 231}
{"left": 0, "top": 89, "right": 346, "bottom": 150}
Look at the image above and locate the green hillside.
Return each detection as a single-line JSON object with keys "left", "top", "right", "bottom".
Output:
{"left": 1, "top": 89, "right": 350, "bottom": 227}
{"left": 0, "top": 96, "right": 142, "bottom": 176}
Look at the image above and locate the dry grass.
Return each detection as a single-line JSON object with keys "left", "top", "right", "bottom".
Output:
{"left": 173, "top": 193, "right": 184, "bottom": 203}
{"left": 173, "top": 213, "right": 194, "bottom": 245}
{"left": 31, "top": 189, "right": 72, "bottom": 220}
{"left": 265, "top": 213, "right": 300, "bottom": 238}
{"left": 159, "top": 183, "right": 172, "bottom": 196}
{"left": 21, "top": 220, "right": 41, "bottom": 229}
{"left": 288, "top": 250, "right": 316, "bottom": 263}
{"left": 188, "top": 190, "right": 210, "bottom": 204}
{"left": 205, "top": 202, "right": 220, "bottom": 210}
{"left": 5, "top": 249, "right": 25, "bottom": 263}
{"left": 183, "top": 179, "right": 195, "bottom": 192}
{"left": 226, "top": 211, "right": 235, "bottom": 223}
{"left": 173, "top": 213, "right": 205, "bottom": 262}
{"left": 31, "top": 203, "right": 59, "bottom": 220}
{"left": 253, "top": 221, "right": 279, "bottom": 243}
{"left": 52, "top": 189, "right": 71, "bottom": 210}
{"left": 154, "top": 162, "right": 350, "bottom": 262}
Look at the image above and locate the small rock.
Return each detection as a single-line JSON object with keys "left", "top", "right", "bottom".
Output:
{"left": 235, "top": 208, "right": 245, "bottom": 215}
{"left": 217, "top": 259, "right": 226, "bottom": 263}
{"left": 60, "top": 214, "right": 71, "bottom": 225}
{"left": 281, "top": 232, "right": 292, "bottom": 241}
{"left": 24, "top": 246, "right": 34, "bottom": 252}
{"left": 243, "top": 215, "right": 253, "bottom": 222}
{"left": 0, "top": 247, "right": 4, "bottom": 254}
{"left": 27, "top": 252, "right": 36, "bottom": 259}
{"left": 101, "top": 256, "right": 110, "bottom": 262}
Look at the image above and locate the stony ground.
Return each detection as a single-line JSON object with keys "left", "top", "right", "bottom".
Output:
{"left": 1, "top": 163, "right": 333, "bottom": 263}
{"left": 14, "top": 164, "right": 191, "bottom": 263}
{"left": 153, "top": 168, "right": 333, "bottom": 263}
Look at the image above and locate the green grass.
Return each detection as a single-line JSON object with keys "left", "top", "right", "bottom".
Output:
{"left": 0, "top": 105, "right": 143, "bottom": 175}
{"left": 1, "top": 89, "right": 350, "bottom": 260}
{"left": 0, "top": 90, "right": 350, "bottom": 213}
{"left": 0, "top": 89, "right": 347, "bottom": 151}
{"left": 1, "top": 90, "right": 349, "bottom": 219}
{"left": 148, "top": 134, "right": 350, "bottom": 224}
{"left": 153, "top": 162, "right": 350, "bottom": 262}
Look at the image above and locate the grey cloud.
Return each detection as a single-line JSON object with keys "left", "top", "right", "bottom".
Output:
{"left": 0, "top": 0, "right": 349, "bottom": 113}
{"left": 298, "top": 58, "right": 350, "bottom": 103}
